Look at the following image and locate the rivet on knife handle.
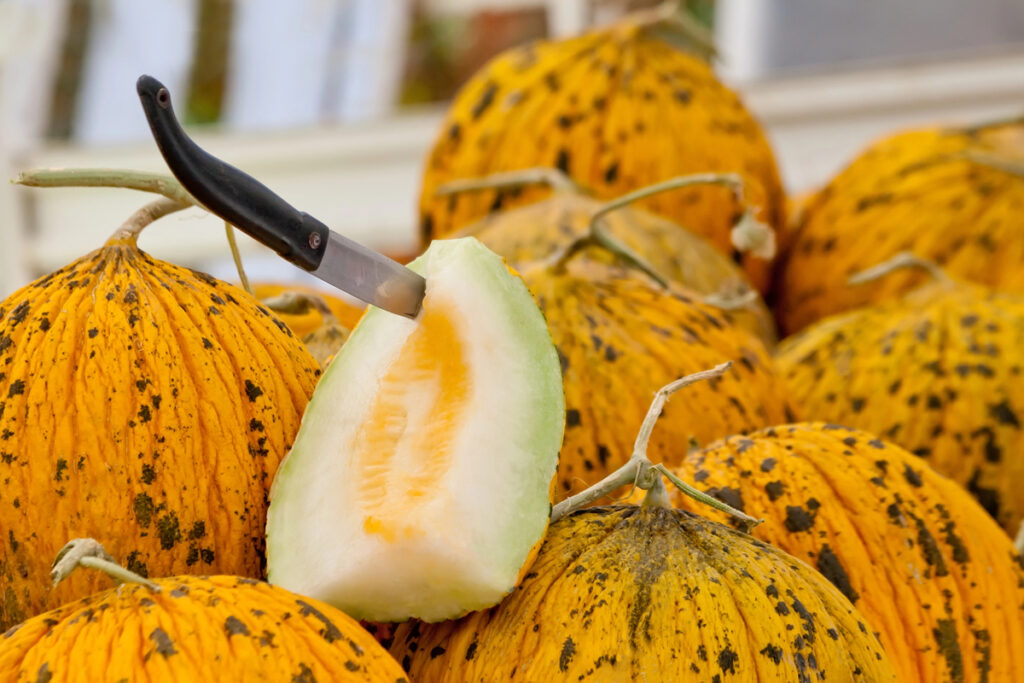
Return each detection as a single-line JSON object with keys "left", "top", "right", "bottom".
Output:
{"left": 136, "top": 74, "right": 326, "bottom": 270}
{"left": 136, "top": 74, "right": 425, "bottom": 319}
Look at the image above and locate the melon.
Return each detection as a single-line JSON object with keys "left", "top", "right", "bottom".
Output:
{"left": 0, "top": 539, "right": 409, "bottom": 683}
{"left": 266, "top": 238, "right": 564, "bottom": 622}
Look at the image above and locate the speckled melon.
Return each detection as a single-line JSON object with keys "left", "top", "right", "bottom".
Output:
{"left": 775, "top": 116, "right": 1024, "bottom": 333}
{"left": 0, "top": 563, "right": 407, "bottom": 681}
{"left": 668, "top": 423, "right": 1024, "bottom": 683}
{"left": 267, "top": 238, "right": 563, "bottom": 622}
{"left": 450, "top": 179, "right": 777, "bottom": 345}
{"left": 516, "top": 243, "right": 793, "bottom": 500}
{"left": 385, "top": 503, "right": 897, "bottom": 681}
{"left": 0, "top": 225, "right": 321, "bottom": 629}
{"left": 419, "top": 9, "right": 785, "bottom": 292}
{"left": 253, "top": 281, "right": 364, "bottom": 336}
{"left": 775, "top": 268, "right": 1024, "bottom": 533}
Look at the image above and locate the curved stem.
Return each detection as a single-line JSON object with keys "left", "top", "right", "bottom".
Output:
{"left": 630, "top": 363, "right": 731, "bottom": 458}
{"left": 14, "top": 168, "right": 196, "bottom": 205}
{"left": 224, "top": 221, "right": 252, "bottom": 294}
{"left": 549, "top": 362, "right": 760, "bottom": 527}
{"left": 434, "top": 167, "right": 578, "bottom": 197}
{"left": 847, "top": 251, "right": 954, "bottom": 288}
{"left": 652, "top": 464, "right": 761, "bottom": 532}
{"left": 568, "top": 173, "right": 747, "bottom": 284}
{"left": 16, "top": 167, "right": 262, "bottom": 279}
{"left": 51, "top": 538, "right": 161, "bottom": 592}
{"left": 589, "top": 173, "right": 743, "bottom": 230}
{"left": 582, "top": 225, "right": 670, "bottom": 288}
{"left": 105, "top": 197, "right": 190, "bottom": 246}
{"left": 550, "top": 459, "right": 643, "bottom": 522}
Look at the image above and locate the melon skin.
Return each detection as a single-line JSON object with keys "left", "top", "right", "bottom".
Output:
{"left": 0, "top": 236, "right": 321, "bottom": 630}
{"left": 0, "top": 574, "right": 409, "bottom": 682}
{"left": 419, "top": 18, "right": 786, "bottom": 294}
{"left": 267, "top": 238, "right": 564, "bottom": 622}
{"left": 668, "top": 423, "right": 1024, "bottom": 683}
{"left": 388, "top": 505, "right": 898, "bottom": 682}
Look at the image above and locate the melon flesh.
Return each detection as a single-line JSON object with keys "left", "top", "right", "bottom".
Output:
{"left": 266, "top": 238, "right": 564, "bottom": 622}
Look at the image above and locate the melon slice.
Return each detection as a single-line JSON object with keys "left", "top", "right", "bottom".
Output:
{"left": 266, "top": 238, "right": 564, "bottom": 622}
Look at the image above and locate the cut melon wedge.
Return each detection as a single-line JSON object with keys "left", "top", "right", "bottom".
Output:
{"left": 266, "top": 238, "right": 564, "bottom": 622}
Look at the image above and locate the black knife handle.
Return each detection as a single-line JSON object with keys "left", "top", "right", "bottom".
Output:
{"left": 136, "top": 74, "right": 327, "bottom": 271}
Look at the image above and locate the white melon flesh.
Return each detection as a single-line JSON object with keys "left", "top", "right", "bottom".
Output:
{"left": 266, "top": 238, "right": 564, "bottom": 622}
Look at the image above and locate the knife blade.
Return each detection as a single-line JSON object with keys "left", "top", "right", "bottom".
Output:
{"left": 135, "top": 74, "right": 426, "bottom": 319}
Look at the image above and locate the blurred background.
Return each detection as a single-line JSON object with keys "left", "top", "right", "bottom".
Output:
{"left": 1, "top": 0, "right": 1023, "bottom": 298}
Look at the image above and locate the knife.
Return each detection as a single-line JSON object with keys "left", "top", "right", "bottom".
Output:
{"left": 135, "top": 74, "right": 426, "bottom": 319}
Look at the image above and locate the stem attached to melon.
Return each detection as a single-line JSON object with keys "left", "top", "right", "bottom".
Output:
{"left": 16, "top": 167, "right": 255, "bottom": 289}
{"left": 1015, "top": 521, "right": 1024, "bottom": 555}
{"left": 434, "top": 167, "right": 579, "bottom": 196}
{"left": 552, "top": 221, "right": 669, "bottom": 288}
{"left": 552, "top": 172, "right": 769, "bottom": 285}
{"left": 106, "top": 197, "right": 191, "bottom": 245}
{"left": 641, "top": 474, "right": 672, "bottom": 509}
{"left": 589, "top": 174, "right": 775, "bottom": 263}
{"left": 550, "top": 361, "right": 763, "bottom": 531}
{"left": 847, "top": 251, "right": 955, "bottom": 288}
{"left": 51, "top": 538, "right": 161, "bottom": 592}
{"left": 589, "top": 174, "right": 746, "bottom": 230}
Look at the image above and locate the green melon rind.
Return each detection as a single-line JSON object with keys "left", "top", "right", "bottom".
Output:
{"left": 266, "top": 238, "right": 564, "bottom": 621}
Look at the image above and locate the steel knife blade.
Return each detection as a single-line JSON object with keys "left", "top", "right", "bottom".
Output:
{"left": 136, "top": 74, "right": 425, "bottom": 319}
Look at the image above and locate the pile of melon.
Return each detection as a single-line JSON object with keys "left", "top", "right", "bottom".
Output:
{"left": 2, "top": 3, "right": 1024, "bottom": 681}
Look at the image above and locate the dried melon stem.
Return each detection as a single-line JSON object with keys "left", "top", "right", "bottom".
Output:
{"left": 848, "top": 251, "right": 955, "bottom": 288}
{"left": 550, "top": 362, "right": 763, "bottom": 532}
{"left": 435, "top": 169, "right": 769, "bottom": 285}
{"left": 15, "top": 167, "right": 253, "bottom": 290}
{"left": 105, "top": 197, "right": 190, "bottom": 246}
{"left": 641, "top": 475, "right": 671, "bottom": 509}
{"left": 437, "top": 169, "right": 765, "bottom": 310}
{"left": 1015, "top": 521, "right": 1024, "bottom": 554}
{"left": 551, "top": 172, "right": 768, "bottom": 285}
{"left": 51, "top": 538, "right": 160, "bottom": 592}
